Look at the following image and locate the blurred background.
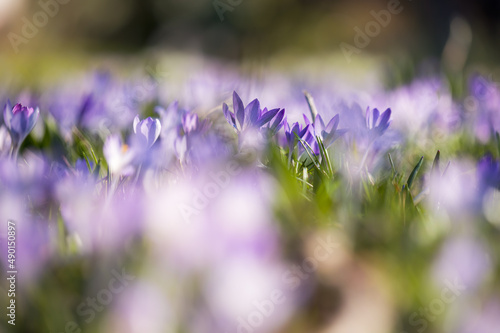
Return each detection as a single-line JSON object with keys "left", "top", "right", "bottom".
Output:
{"left": 1, "top": 0, "right": 500, "bottom": 76}
{"left": 2, "top": 2, "right": 500, "bottom": 333}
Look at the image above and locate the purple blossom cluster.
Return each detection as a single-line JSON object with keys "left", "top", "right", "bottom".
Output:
{"left": 0, "top": 67, "right": 499, "bottom": 333}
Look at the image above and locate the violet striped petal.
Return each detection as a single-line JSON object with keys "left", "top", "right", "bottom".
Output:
{"left": 222, "top": 103, "right": 236, "bottom": 129}
{"left": 256, "top": 108, "right": 279, "bottom": 127}
{"left": 246, "top": 99, "right": 260, "bottom": 127}
{"left": 325, "top": 114, "right": 339, "bottom": 133}
{"left": 270, "top": 109, "right": 285, "bottom": 132}
{"left": 233, "top": 91, "right": 245, "bottom": 131}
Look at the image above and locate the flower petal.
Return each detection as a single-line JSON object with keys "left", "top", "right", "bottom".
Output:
{"left": 372, "top": 108, "right": 380, "bottom": 127}
{"left": 233, "top": 91, "right": 245, "bottom": 131}
{"left": 246, "top": 99, "right": 260, "bottom": 127}
{"left": 315, "top": 114, "right": 325, "bottom": 134}
{"left": 148, "top": 118, "right": 161, "bottom": 147}
{"left": 299, "top": 124, "right": 310, "bottom": 138}
{"left": 133, "top": 115, "right": 140, "bottom": 134}
{"left": 303, "top": 114, "right": 311, "bottom": 126}
{"left": 3, "top": 100, "right": 12, "bottom": 130}
{"left": 256, "top": 108, "right": 279, "bottom": 127}
{"left": 27, "top": 107, "right": 40, "bottom": 134}
{"left": 222, "top": 103, "right": 236, "bottom": 129}
{"left": 325, "top": 114, "right": 339, "bottom": 133}
{"left": 378, "top": 108, "right": 391, "bottom": 127}
{"left": 270, "top": 109, "right": 285, "bottom": 132}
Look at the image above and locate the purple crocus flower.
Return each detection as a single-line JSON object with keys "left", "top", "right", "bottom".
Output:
{"left": 183, "top": 112, "right": 199, "bottom": 134}
{"left": 155, "top": 101, "right": 183, "bottom": 133}
{"left": 314, "top": 114, "right": 347, "bottom": 148}
{"left": 133, "top": 115, "right": 162, "bottom": 148}
{"left": 222, "top": 91, "right": 282, "bottom": 132}
{"left": 262, "top": 109, "right": 286, "bottom": 137}
{"left": 366, "top": 107, "right": 391, "bottom": 137}
{"left": 3, "top": 101, "right": 39, "bottom": 153}
{"left": 182, "top": 112, "right": 209, "bottom": 136}
{"left": 173, "top": 111, "right": 212, "bottom": 166}
{"left": 302, "top": 125, "right": 321, "bottom": 155}
{"left": 301, "top": 113, "right": 347, "bottom": 154}
{"left": 284, "top": 121, "right": 309, "bottom": 152}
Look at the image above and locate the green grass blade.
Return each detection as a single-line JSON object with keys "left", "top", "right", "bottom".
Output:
{"left": 298, "top": 138, "right": 321, "bottom": 172}
{"left": 388, "top": 153, "right": 396, "bottom": 174}
{"left": 496, "top": 131, "right": 500, "bottom": 157}
{"left": 431, "top": 150, "right": 440, "bottom": 176}
{"left": 316, "top": 136, "right": 333, "bottom": 177}
{"left": 82, "top": 151, "right": 92, "bottom": 173}
{"left": 407, "top": 156, "right": 424, "bottom": 189}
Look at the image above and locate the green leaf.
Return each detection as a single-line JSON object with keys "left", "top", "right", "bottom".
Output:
{"left": 298, "top": 138, "right": 324, "bottom": 176}
{"left": 89, "top": 146, "right": 99, "bottom": 165}
{"left": 316, "top": 135, "right": 333, "bottom": 177}
{"left": 407, "top": 156, "right": 424, "bottom": 189}
{"left": 496, "top": 131, "right": 500, "bottom": 157}
{"left": 388, "top": 153, "right": 396, "bottom": 174}
{"left": 82, "top": 151, "right": 92, "bottom": 173}
{"left": 431, "top": 150, "right": 440, "bottom": 176}
{"left": 362, "top": 178, "right": 372, "bottom": 202}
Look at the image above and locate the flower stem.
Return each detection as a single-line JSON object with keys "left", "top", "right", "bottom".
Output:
{"left": 9, "top": 142, "right": 19, "bottom": 160}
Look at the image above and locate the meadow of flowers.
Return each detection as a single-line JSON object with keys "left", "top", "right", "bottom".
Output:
{"left": 1, "top": 59, "right": 500, "bottom": 333}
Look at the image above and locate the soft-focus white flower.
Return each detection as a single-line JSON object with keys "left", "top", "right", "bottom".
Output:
{"left": 103, "top": 134, "right": 135, "bottom": 176}
{"left": 105, "top": 280, "right": 175, "bottom": 333}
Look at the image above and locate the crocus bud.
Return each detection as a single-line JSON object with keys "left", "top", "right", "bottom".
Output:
{"left": 3, "top": 101, "right": 40, "bottom": 150}
{"left": 133, "top": 115, "right": 161, "bottom": 148}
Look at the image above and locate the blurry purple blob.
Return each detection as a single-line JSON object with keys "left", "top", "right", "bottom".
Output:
{"left": 468, "top": 75, "right": 500, "bottom": 142}
{"left": 432, "top": 236, "right": 491, "bottom": 292}
{"left": 459, "top": 300, "right": 500, "bottom": 333}
{"left": 106, "top": 280, "right": 175, "bottom": 333}
{"left": 477, "top": 154, "right": 500, "bottom": 191}
{"left": 57, "top": 178, "right": 144, "bottom": 253}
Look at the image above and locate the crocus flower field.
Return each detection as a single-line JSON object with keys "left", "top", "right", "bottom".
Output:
{"left": 1, "top": 59, "right": 500, "bottom": 333}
